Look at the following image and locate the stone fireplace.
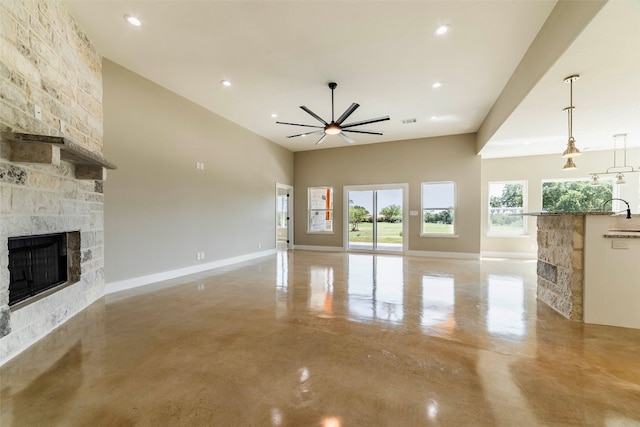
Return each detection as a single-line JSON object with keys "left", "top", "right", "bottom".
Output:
{"left": 0, "top": 0, "right": 114, "bottom": 364}
{"left": 8, "top": 231, "right": 81, "bottom": 308}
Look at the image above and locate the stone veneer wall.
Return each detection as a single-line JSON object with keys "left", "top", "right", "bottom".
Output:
{"left": 0, "top": 0, "right": 105, "bottom": 364}
{"left": 536, "top": 215, "right": 585, "bottom": 320}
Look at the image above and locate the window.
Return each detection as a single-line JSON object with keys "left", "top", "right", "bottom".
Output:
{"left": 308, "top": 186, "right": 333, "bottom": 233}
{"left": 488, "top": 181, "right": 527, "bottom": 236}
{"left": 542, "top": 178, "right": 614, "bottom": 212}
{"left": 422, "top": 181, "right": 455, "bottom": 235}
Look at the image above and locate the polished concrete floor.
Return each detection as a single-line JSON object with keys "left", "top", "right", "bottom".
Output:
{"left": 2, "top": 250, "right": 640, "bottom": 426}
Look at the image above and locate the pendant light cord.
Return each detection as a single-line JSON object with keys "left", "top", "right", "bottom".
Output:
{"left": 568, "top": 79, "right": 573, "bottom": 140}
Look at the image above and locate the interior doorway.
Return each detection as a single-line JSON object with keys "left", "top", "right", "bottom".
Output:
{"left": 344, "top": 184, "right": 407, "bottom": 253}
{"left": 276, "top": 184, "right": 293, "bottom": 251}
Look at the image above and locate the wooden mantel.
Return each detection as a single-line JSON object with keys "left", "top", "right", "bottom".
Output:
{"left": 2, "top": 132, "right": 116, "bottom": 180}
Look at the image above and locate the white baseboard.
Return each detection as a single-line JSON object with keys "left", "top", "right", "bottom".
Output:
{"left": 293, "top": 245, "right": 344, "bottom": 252}
{"left": 105, "top": 249, "right": 277, "bottom": 295}
{"left": 405, "top": 250, "right": 480, "bottom": 260}
{"left": 481, "top": 251, "right": 537, "bottom": 260}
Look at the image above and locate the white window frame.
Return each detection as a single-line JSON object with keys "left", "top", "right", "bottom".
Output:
{"left": 487, "top": 180, "right": 528, "bottom": 238}
{"left": 307, "top": 186, "right": 334, "bottom": 234}
{"left": 421, "top": 181, "right": 457, "bottom": 238}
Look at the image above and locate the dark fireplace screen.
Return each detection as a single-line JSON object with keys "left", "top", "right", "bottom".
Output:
{"left": 8, "top": 233, "right": 68, "bottom": 306}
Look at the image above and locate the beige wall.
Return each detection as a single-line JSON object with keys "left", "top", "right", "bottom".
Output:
{"left": 102, "top": 60, "right": 293, "bottom": 283}
{"left": 481, "top": 149, "right": 640, "bottom": 256}
{"left": 294, "top": 134, "right": 481, "bottom": 256}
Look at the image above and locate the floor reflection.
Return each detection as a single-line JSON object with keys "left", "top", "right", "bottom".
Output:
{"left": 347, "top": 254, "right": 404, "bottom": 324}
{"left": 2, "top": 342, "right": 84, "bottom": 426}
{"left": 309, "top": 265, "right": 334, "bottom": 315}
{"left": 2, "top": 251, "right": 639, "bottom": 426}
{"left": 275, "top": 251, "right": 289, "bottom": 319}
{"left": 421, "top": 275, "right": 455, "bottom": 334}
{"left": 487, "top": 274, "right": 525, "bottom": 337}
{"left": 278, "top": 252, "right": 529, "bottom": 342}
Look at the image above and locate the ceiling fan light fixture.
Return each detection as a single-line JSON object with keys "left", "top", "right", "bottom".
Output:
{"left": 563, "top": 157, "right": 577, "bottom": 170}
{"left": 324, "top": 124, "right": 342, "bottom": 135}
{"left": 277, "top": 82, "right": 389, "bottom": 144}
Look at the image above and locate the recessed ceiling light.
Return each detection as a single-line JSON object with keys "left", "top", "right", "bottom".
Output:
{"left": 221, "top": 80, "right": 232, "bottom": 87}
{"left": 432, "top": 82, "right": 442, "bottom": 89}
{"left": 430, "top": 116, "right": 438, "bottom": 120}
{"left": 435, "top": 25, "right": 449, "bottom": 36}
{"left": 124, "top": 14, "right": 142, "bottom": 27}
{"left": 271, "top": 113, "right": 278, "bottom": 118}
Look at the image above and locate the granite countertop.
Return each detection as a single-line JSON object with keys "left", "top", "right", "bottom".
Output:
{"left": 522, "top": 211, "right": 614, "bottom": 216}
{"left": 603, "top": 231, "right": 640, "bottom": 239}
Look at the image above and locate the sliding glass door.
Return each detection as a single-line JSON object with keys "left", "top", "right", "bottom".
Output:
{"left": 348, "top": 189, "right": 374, "bottom": 250}
{"left": 345, "top": 184, "right": 407, "bottom": 252}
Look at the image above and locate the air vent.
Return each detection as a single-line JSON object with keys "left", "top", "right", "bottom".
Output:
{"left": 401, "top": 118, "right": 417, "bottom": 124}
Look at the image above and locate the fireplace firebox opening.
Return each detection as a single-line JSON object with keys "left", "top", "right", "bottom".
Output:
{"left": 8, "top": 232, "right": 81, "bottom": 308}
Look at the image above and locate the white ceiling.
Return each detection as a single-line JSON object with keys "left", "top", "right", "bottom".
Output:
{"left": 481, "top": 0, "right": 640, "bottom": 158}
{"left": 63, "top": 0, "right": 640, "bottom": 157}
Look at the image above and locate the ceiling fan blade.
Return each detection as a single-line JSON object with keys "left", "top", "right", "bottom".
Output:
{"left": 300, "top": 106, "right": 328, "bottom": 125}
{"left": 339, "top": 133, "right": 356, "bottom": 144}
{"left": 342, "top": 116, "right": 390, "bottom": 129}
{"left": 315, "top": 134, "right": 327, "bottom": 145}
{"left": 286, "top": 130, "right": 323, "bottom": 138}
{"left": 342, "top": 129, "right": 384, "bottom": 136}
{"left": 335, "top": 103, "right": 360, "bottom": 125}
{"left": 276, "top": 121, "right": 324, "bottom": 129}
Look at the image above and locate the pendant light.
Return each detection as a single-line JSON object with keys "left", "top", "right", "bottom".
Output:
{"left": 589, "top": 134, "right": 639, "bottom": 185}
{"left": 561, "top": 75, "right": 581, "bottom": 169}
{"left": 563, "top": 157, "right": 577, "bottom": 170}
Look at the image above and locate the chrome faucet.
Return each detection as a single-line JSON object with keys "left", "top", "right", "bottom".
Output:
{"left": 602, "top": 198, "right": 632, "bottom": 219}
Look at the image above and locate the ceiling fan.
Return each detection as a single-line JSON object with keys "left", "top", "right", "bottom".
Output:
{"left": 276, "top": 82, "right": 390, "bottom": 145}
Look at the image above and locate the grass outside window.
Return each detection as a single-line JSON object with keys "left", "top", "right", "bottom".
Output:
{"left": 349, "top": 222, "right": 403, "bottom": 243}
{"left": 422, "top": 223, "right": 454, "bottom": 234}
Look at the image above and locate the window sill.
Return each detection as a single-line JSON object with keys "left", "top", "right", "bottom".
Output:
{"left": 307, "top": 231, "right": 335, "bottom": 235}
{"left": 420, "top": 233, "right": 459, "bottom": 238}
{"left": 486, "top": 233, "right": 530, "bottom": 238}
